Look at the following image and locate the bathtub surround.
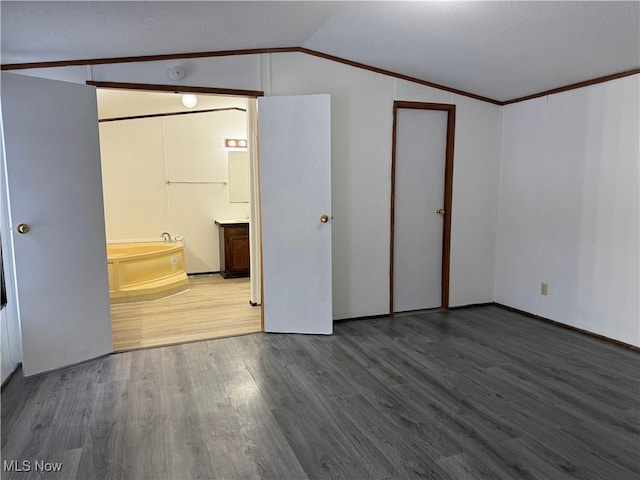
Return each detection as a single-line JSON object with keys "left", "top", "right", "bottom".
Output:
{"left": 107, "top": 241, "right": 189, "bottom": 303}
{"left": 98, "top": 92, "right": 249, "bottom": 275}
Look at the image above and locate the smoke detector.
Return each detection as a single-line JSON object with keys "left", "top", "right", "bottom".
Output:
{"left": 167, "top": 66, "right": 186, "bottom": 81}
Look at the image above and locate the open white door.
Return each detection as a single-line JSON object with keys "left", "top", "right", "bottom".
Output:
{"left": 258, "top": 94, "right": 332, "bottom": 334}
{"left": 1, "top": 73, "right": 112, "bottom": 376}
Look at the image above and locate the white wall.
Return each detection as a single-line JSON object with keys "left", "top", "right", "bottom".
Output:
{"left": 92, "top": 55, "right": 262, "bottom": 92}
{"left": 270, "top": 53, "right": 396, "bottom": 318}
{"left": 270, "top": 53, "right": 501, "bottom": 318}
{"left": 100, "top": 117, "right": 167, "bottom": 239}
{"left": 2, "top": 55, "right": 262, "bottom": 91}
{"left": 495, "top": 75, "right": 640, "bottom": 346}
{"left": 10, "top": 51, "right": 502, "bottom": 320}
{"left": 99, "top": 108, "right": 249, "bottom": 274}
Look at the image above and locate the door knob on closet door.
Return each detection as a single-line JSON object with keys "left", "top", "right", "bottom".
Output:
{"left": 17, "top": 223, "right": 31, "bottom": 234}
{"left": 320, "top": 214, "right": 330, "bottom": 223}
{"left": 436, "top": 208, "right": 445, "bottom": 216}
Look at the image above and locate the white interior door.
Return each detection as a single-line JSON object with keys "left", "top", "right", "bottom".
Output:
{"left": 393, "top": 108, "right": 447, "bottom": 312}
{"left": 258, "top": 94, "right": 332, "bottom": 334}
{"left": 1, "top": 72, "right": 113, "bottom": 376}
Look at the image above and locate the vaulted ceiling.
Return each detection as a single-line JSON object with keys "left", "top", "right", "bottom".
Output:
{"left": 2, "top": 1, "right": 638, "bottom": 102}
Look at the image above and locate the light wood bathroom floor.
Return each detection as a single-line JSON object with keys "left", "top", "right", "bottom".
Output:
{"left": 111, "top": 274, "right": 261, "bottom": 351}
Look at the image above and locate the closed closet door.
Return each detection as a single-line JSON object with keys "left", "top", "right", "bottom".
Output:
{"left": 393, "top": 108, "right": 448, "bottom": 312}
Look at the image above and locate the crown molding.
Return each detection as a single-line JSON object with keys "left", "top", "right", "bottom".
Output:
{"left": 3, "top": 47, "right": 638, "bottom": 106}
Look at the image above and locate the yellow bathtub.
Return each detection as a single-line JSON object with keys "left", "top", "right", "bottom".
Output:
{"left": 107, "top": 241, "right": 189, "bottom": 303}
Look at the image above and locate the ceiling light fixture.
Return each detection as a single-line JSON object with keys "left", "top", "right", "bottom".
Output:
{"left": 181, "top": 94, "right": 197, "bottom": 108}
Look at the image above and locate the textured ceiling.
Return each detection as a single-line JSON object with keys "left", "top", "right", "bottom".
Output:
{"left": 0, "top": 2, "right": 346, "bottom": 60}
{"left": 304, "top": 1, "right": 640, "bottom": 101}
{"left": 2, "top": 1, "right": 639, "bottom": 102}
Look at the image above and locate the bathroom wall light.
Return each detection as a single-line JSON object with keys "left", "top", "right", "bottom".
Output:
{"left": 225, "top": 138, "right": 248, "bottom": 148}
{"left": 181, "top": 94, "right": 197, "bottom": 108}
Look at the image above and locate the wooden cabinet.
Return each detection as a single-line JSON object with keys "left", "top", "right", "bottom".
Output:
{"left": 216, "top": 221, "right": 250, "bottom": 278}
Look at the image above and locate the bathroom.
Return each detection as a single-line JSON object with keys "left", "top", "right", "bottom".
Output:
{"left": 97, "top": 88, "right": 261, "bottom": 350}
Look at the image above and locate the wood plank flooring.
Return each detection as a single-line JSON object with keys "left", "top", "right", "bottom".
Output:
{"left": 2, "top": 305, "right": 639, "bottom": 479}
{"left": 111, "top": 274, "right": 261, "bottom": 351}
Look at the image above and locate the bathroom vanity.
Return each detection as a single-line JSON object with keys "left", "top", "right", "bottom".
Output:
{"left": 214, "top": 219, "right": 250, "bottom": 278}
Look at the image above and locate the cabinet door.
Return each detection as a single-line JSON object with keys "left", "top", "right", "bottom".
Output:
{"left": 226, "top": 225, "right": 249, "bottom": 275}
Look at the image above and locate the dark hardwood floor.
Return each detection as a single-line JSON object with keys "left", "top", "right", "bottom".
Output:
{"left": 2, "top": 305, "right": 639, "bottom": 479}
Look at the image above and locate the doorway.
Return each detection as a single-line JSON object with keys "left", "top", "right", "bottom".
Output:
{"left": 95, "top": 87, "right": 262, "bottom": 350}
{"left": 390, "top": 101, "right": 455, "bottom": 314}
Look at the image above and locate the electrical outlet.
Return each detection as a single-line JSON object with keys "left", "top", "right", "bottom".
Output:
{"left": 540, "top": 282, "right": 548, "bottom": 296}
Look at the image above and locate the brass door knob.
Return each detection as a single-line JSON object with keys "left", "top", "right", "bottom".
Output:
{"left": 17, "top": 223, "right": 30, "bottom": 234}
{"left": 436, "top": 208, "right": 445, "bottom": 216}
{"left": 320, "top": 214, "right": 329, "bottom": 223}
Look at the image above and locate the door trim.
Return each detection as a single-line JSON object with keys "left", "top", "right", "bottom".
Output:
{"left": 86, "top": 81, "right": 264, "bottom": 98}
{"left": 389, "top": 101, "right": 456, "bottom": 314}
